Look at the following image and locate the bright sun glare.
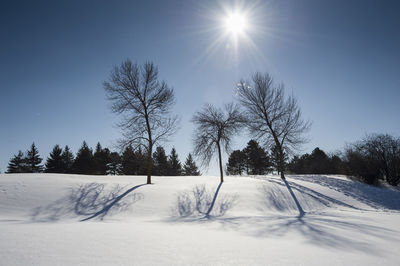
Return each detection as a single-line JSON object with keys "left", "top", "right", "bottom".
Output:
{"left": 224, "top": 12, "right": 247, "bottom": 35}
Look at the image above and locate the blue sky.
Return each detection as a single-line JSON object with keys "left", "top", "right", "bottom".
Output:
{"left": 1, "top": 0, "right": 399, "bottom": 174}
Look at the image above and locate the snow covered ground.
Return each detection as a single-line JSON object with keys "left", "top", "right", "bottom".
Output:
{"left": 0, "top": 173, "right": 399, "bottom": 265}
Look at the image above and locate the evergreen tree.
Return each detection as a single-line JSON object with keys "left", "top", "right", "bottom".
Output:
{"left": 107, "top": 152, "right": 122, "bottom": 175}
{"left": 61, "top": 145, "right": 74, "bottom": 173}
{"left": 182, "top": 153, "right": 200, "bottom": 176}
{"left": 93, "top": 142, "right": 111, "bottom": 175}
{"left": 72, "top": 141, "right": 94, "bottom": 174}
{"left": 121, "top": 145, "right": 136, "bottom": 175}
{"left": 135, "top": 148, "right": 147, "bottom": 175}
{"left": 25, "top": 143, "right": 43, "bottom": 173}
{"left": 167, "top": 148, "right": 182, "bottom": 176}
{"left": 226, "top": 150, "right": 247, "bottom": 175}
{"left": 330, "top": 154, "right": 345, "bottom": 174}
{"left": 271, "top": 144, "right": 287, "bottom": 175}
{"left": 287, "top": 155, "right": 304, "bottom": 174}
{"left": 243, "top": 140, "right": 272, "bottom": 175}
{"left": 45, "top": 145, "right": 64, "bottom": 173}
{"left": 287, "top": 147, "right": 345, "bottom": 175}
{"left": 6, "top": 151, "right": 26, "bottom": 173}
{"left": 153, "top": 146, "right": 169, "bottom": 176}
{"left": 308, "top": 148, "right": 330, "bottom": 174}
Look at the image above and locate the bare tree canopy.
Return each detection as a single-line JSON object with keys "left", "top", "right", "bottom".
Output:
{"left": 237, "top": 72, "right": 311, "bottom": 179}
{"left": 192, "top": 103, "right": 245, "bottom": 182}
{"left": 104, "top": 59, "right": 178, "bottom": 184}
{"left": 345, "top": 133, "right": 400, "bottom": 186}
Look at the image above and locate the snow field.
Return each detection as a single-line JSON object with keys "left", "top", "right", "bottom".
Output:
{"left": 0, "top": 174, "right": 399, "bottom": 265}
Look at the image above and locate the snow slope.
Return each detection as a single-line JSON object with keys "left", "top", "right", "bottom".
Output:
{"left": 0, "top": 174, "right": 399, "bottom": 265}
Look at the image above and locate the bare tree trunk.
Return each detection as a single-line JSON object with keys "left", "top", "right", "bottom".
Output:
{"left": 279, "top": 148, "right": 285, "bottom": 179}
{"left": 217, "top": 141, "right": 224, "bottom": 183}
{"left": 146, "top": 144, "right": 153, "bottom": 184}
{"left": 145, "top": 112, "right": 153, "bottom": 184}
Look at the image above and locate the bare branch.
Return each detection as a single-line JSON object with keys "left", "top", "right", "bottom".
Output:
{"left": 104, "top": 59, "right": 179, "bottom": 183}
{"left": 192, "top": 103, "right": 245, "bottom": 182}
{"left": 237, "top": 72, "right": 311, "bottom": 178}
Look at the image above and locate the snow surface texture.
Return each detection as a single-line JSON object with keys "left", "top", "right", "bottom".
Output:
{"left": 0, "top": 174, "right": 399, "bottom": 265}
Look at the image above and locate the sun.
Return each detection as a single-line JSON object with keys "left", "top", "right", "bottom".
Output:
{"left": 224, "top": 12, "right": 248, "bottom": 35}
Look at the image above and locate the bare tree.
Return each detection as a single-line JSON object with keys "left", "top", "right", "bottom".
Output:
{"left": 192, "top": 103, "right": 245, "bottom": 182}
{"left": 345, "top": 133, "right": 400, "bottom": 186}
{"left": 104, "top": 59, "right": 178, "bottom": 184}
{"left": 237, "top": 73, "right": 311, "bottom": 179}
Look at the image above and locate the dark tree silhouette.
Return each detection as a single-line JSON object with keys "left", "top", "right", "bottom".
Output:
{"left": 270, "top": 144, "right": 288, "bottom": 175}
{"left": 93, "top": 142, "right": 111, "bottom": 175}
{"left": 182, "top": 153, "right": 200, "bottom": 176}
{"left": 61, "top": 145, "right": 74, "bottom": 173}
{"left": 107, "top": 152, "right": 122, "bottom": 175}
{"left": 121, "top": 145, "right": 136, "bottom": 175}
{"left": 192, "top": 103, "right": 245, "bottom": 182}
{"left": 344, "top": 134, "right": 400, "bottom": 186}
{"left": 167, "top": 148, "right": 182, "bottom": 176}
{"left": 237, "top": 73, "right": 311, "bottom": 179}
{"left": 226, "top": 150, "right": 246, "bottom": 175}
{"left": 72, "top": 141, "right": 94, "bottom": 175}
{"left": 243, "top": 139, "right": 272, "bottom": 175}
{"left": 287, "top": 147, "right": 345, "bottom": 175}
{"left": 25, "top": 143, "right": 43, "bottom": 173}
{"left": 45, "top": 145, "right": 64, "bottom": 173}
{"left": 104, "top": 59, "right": 179, "bottom": 184}
{"left": 6, "top": 151, "right": 26, "bottom": 173}
{"left": 152, "top": 146, "right": 168, "bottom": 176}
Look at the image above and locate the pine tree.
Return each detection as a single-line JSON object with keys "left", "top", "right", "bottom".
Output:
{"left": 93, "top": 142, "right": 111, "bottom": 175}
{"left": 107, "top": 152, "right": 122, "bottom": 175}
{"left": 243, "top": 140, "right": 272, "bottom": 175}
{"left": 153, "top": 146, "right": 169, "bottom": 176}
{"left": 226, "top": 150, "right": 247, "bottom": 175}
{"left": 45, "top": 145, "right": 64, "bottom": 173}
{"left": 182, "top": 153, "right": 200, "bottom": 176}
{"left": 167, "top": 148, "right": 182, "bottom": 176}
{"left": 6, "top": 151, "right": 26, "bottom": 173}
{"left": 61, "top": 145, "right": 74, "bottom": 173}
{"left": 271, "top": 144, "right": 287, "bottom": 175}
{"left": 25, "top": 143, "right": 43, "bottom": 173}
{"left": 121, "top": 145, "right": 136, "bottom": 175}
{"left": 135, "top": 148, "right": 147, "bottom": 175}
{"left": 72, "top": 141, "right": 94, "bottom": 174}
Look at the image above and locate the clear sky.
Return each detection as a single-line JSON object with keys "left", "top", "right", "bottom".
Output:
{"left": 1, "top": 0, "right": 399, "bottom": 174}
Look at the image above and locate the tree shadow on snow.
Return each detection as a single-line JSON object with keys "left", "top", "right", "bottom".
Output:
{"left": 169, "top": 178, "right": 399, "bottom": 255}
{"left": 282, "top": 178, "right": 305, "bottom": 218}
{"left": 289, "top": 175, "right": 400, "bottom": 210}
{"left": 265, "top": 178, "right": 362, "bottom": 212}
{"left": 216, "top": 213, "right": 397, "bottom": 255}
{"left": 170, "top": 183, "right": 237, "bottom": 220}
{"left": 31, "top": 183, "right": 145, "bottom": 222}
{"left": 224, "top": 178, "right": 399, "bottom": 254}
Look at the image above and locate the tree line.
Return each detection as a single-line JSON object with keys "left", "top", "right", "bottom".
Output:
{"left": 6, "top": 142, "right": 200, "bottom": 176}
{"left": 287, "top": 133, "right": 400, "bottom": 186}
{"left": 226, "top": 134, "right": 400, "bottom": 186}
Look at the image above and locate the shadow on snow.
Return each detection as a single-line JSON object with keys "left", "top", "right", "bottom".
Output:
{"left": 169, "top": 177, "right": 399, "bottom": 255}
{"left": 31, "top": 183, "right": 145, "bottom": 222}
{"left": 171, "top": 182, "right": 237, "bottom": 220}
{"left": 264, "top": 178, "right": 362, "bottom": 211}
{"left": 289, "top": 175, "right": 400, "bottom": 210}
